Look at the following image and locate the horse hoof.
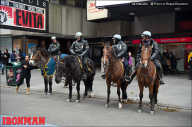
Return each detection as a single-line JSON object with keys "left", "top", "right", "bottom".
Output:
{"left": 90, "top": 92, "right": 95, "bottom": 98}
{"left": 122, "top": 99, "right": 127, "bottom": 103}
{"left": 63, "top": 86, "right": 68, "bottom": 88}
{"left": 88, "top": 92, "right": 94, "bottom": 98}
{"left": 105, "top": 104, "right": 109, "bottom": 108}
{"left": 87, "top": 92, "right": 91, "bottom": 97}
{"left": 138, "top": 109, "right": 142, "bottom": 113}
{"left": 76, "top": 100, "right": 80, "bottom": 103}
{"left": 48, "top": 93, "right": 52, "bottom": 95}
{"left": 150, "top": 111, "right": 155, "bottom": 115}
{"left": 67, "top": 99, "right": 72, "bottom": 102}
{"left": 118, "top": 103, "right": 123, "bottom": 109}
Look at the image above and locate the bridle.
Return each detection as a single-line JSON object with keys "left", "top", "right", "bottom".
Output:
{"left": 55, "top": 55, "right": 65, "bottom": 79}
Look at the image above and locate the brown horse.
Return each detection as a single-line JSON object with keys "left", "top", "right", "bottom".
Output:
{"left": 136, "top": 45, "right": 160, "bottom": 114}
{"left": 30, "top": 48, "right": 54, "bottom": 95}
{"left": 103, "top": 45, "right": 128, "bottom": 109}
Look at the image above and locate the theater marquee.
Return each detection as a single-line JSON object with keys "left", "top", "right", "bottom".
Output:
{"left": 0, "top": 0, "right": 48, "bottom": 32}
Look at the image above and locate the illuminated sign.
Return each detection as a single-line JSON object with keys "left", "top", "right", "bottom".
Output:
{"left": 87, "top": 0, "right": 108, "bottom": 21}
{"left": 0, "top": 0, "right": 48, "bottom": 32}
{"left": 132, "top": 37, "right": 192, "bottom": 44}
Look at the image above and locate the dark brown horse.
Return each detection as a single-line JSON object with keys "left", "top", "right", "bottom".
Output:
{"left": 103, "top": 45, "right": 128, "bottom": 109}
{"left": 136, "top": 45, "right": 160, "bottom": 114}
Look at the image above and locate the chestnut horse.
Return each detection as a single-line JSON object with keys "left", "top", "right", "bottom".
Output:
{"left": 103, "top": 45, "right": 128, "bottom": 109}
{"left": 136, "top": 45, "right": 160, "bottom": 114}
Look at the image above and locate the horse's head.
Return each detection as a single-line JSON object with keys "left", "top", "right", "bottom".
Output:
{"left": 141, "top": 45, "right": 152, "bottom": 68}
{"left": 103, "top": 45, "right": 110, "bottom": 64}
{"left": 29, "top": 48, "right": 49, "bottom": 67}
{"left": 103, "top": 45, "right": 116, "bottom": 61}
{"left": 55, "top": 59, "right": 64, "bottom": 84}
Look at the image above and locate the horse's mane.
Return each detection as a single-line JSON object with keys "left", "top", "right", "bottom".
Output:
{"left": 137, "top": 45, "right": 155, "bottom": 81}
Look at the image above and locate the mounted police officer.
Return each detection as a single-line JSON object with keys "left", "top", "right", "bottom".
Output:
{"left": 129, "top": 31, "right": 165, "bottom": 84}
{"left": 48, "top": 36, "right": 60, "bottom": 57}
{"left": 112, "top": 34, "right": 130, "bottom": 81}
{"left": 70, "top": 32, "right": 89, "bottom": 80}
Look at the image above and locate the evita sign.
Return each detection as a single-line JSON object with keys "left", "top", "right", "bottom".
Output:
{"left": 0, "top": 0, "right": 48, "bottom": 32}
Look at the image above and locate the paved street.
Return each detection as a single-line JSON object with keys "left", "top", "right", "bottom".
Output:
{"left": 0, "top": 70, "right": 192, "bottom": 126}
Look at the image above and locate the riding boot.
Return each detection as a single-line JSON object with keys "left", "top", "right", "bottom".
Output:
{"left": 82, "top": 64, "right": 87, "bottom": 80}
{"left": 154, "top": 60, "right": 165, "bottom": 85}
{"left": 158, "top": 70, "right": 165, "bottom": 85}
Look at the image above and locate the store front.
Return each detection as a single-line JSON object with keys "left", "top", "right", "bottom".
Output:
{"left": 0, "top": 36, "right": 12, "bottom": 52}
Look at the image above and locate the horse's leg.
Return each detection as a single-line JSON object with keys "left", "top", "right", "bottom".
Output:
{"left": 64, "top": 78, "right": 68, "bottom": 88}
{"left": 138, "top": 82, "right": 144, "bottom": 113}
{"left": 149, "top": 84, "right": 155, "bottom": 115}
{"left": 48, "top": 77, "right": 52, "bottom": 95}
{"left": 89, "top": 80, "right": 93, "bottom": 92}
{"left": 121, "top": 81, "right": 127, "bottom": 102}
{"left": 88, "top": 76, "right": 95, "bottom": 97}
{"left": 117, "top": 85, "right": 122, "bottom": 109}
{"left": 105, "top": 81, "right": 111, "bottom": 108}
{"left": 154, "top": 79, "right": 160, "bottom": 105}
{"left": 67, "top": 79, "right": 72, "bottom": 102}
{"left": 76, "top": 81, "right": 80, "bottom": 102}
{"left": 83, "top": 80, "right": 88, "bottom": 98}
{"left": 44, "top": 77, "right": 48, "bottom": 95}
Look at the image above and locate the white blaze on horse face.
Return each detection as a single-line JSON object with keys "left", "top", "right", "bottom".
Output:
{"left": 144, "top": 60, "right": 148, "bottom": 67}
{"left": 145, "top": 48, "right": 148, "bottom": 55}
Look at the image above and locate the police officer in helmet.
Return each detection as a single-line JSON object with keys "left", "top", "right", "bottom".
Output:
{"left": 48, "top": 36, "right": 60, "bottom": 56}
{"left": 70, "top": 32, "right": 89, "bottom": 80}
{"left": 112, "top": 34, "right": 130, "bottom": 81}
{"left": 129, "top": 31, "right": 165, "bottom": 84}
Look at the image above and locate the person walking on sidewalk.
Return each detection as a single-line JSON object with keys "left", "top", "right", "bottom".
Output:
{"left": 16, "top": 55, "right": 37, "bottom": 94}
{"left": 2, "top": 49, "right": 10, "bottom": 75}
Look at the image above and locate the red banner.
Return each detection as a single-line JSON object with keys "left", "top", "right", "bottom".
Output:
{"left": 13, "top": 9, "right": 44, "bottom": 29}
{"left": 132, "top": 37, "right": 192, "bottom": 44}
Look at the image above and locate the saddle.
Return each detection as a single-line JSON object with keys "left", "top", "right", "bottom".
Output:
{"left": 77, "top": 57, "right": 93, "bottom": 73}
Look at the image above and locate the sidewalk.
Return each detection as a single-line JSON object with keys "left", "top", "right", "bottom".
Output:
{"left": 0, "top": 69, "right": 191, "bottom": 109}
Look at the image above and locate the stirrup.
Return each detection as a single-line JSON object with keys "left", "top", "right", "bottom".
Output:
{"left": 160, "top": 79, "right": 165, "bottom": 85}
